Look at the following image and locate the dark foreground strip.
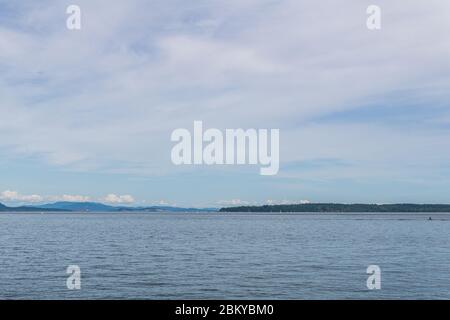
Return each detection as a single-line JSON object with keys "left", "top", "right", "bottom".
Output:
{"left": 0, "top": 300, "right": 447, "bottom": 319}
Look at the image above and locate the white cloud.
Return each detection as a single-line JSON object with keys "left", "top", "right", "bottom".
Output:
{"left": 217, "top": 199, "right": 311, "bottom": 206}
{"left": 217, "top": 199, "right": 250, "bottom": 206}
{"left": 59, "top": 195, "right": 91, "bottom": 202}
{"left": 141, "top": 199, "right": 178, "bottom": 206}
{"left": 0, "top": 191, "right": 93, "bottom": 204}
{"left": 0, "top": 190, "right": 43, "bottom": 203}
{"left": 0, "top": 0, "right": 450, "bottom": 183}
{"left": 103, "top": 194, "right": 135, "bottom": 204}
{"left": 266, "top": 199, "right": 310, "bottom": 205}
{"left": 154, "top": 200, "right": 171, "bottom": 206}
{"left": 0, "top": 191, "right": 136, "bottom": 205}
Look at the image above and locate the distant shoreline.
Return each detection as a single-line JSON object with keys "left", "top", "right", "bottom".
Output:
{"left": 3, "top": 201, "right": 450, "bottom": 213}
{"left": 219, "top": 203, "right": 450, "bottom": 213}
{"left": 2, "top": 211, "right": 450, "bottom": 215}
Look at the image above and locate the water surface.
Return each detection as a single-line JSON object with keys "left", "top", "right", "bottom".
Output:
{"left": 0, "top": 212, "right": 449, "bottom": 299}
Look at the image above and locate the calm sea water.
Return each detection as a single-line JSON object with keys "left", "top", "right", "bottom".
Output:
{"left": 0, "top": 212, "right": 449, "bottom": 299}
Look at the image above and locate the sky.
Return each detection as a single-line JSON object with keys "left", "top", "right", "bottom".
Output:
{"left": 1, "top": 0, "right": 450, "bottom": 207}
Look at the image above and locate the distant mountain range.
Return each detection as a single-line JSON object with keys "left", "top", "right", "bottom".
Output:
{"left": 0, "top": 201, "right": 218, "bottom": 213}
{"left": 0, "top": 202, "right": 67, "bottom": 212}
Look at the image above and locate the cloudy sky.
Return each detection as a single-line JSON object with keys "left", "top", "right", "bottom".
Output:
{"left": 1, "top": 0, "right": 450, "bottom": 207}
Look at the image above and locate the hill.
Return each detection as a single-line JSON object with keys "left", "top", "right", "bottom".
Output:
{"left": 0, "top": 202, "right": 68, "bottom": 212}
{"left": 219, "top": 203, "right": 450, "bottom": 213}
{"left": 34, "top": 202, "right": 217, "bottom": 213}
{"left": 36, "top": 202, "right": 118, "bottom": 212}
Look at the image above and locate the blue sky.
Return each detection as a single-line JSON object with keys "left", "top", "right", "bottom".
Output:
{"left": 1, "top": 0, "right": 450, "bottom": 207}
